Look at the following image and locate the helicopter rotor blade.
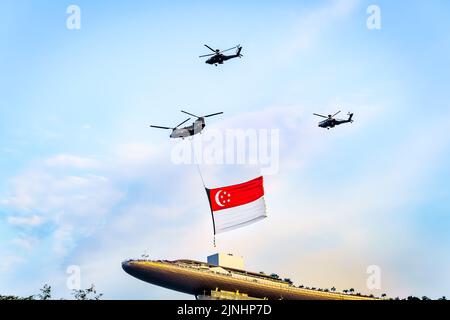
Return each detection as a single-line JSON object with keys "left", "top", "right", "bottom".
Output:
{"left": 181, "top": 110, "right": 201, "bottom": 118}
{"left": 175, "top": 118, "right": 191, "bottom": 129}
{"left": 204, "top": 45, "right": 217, "bottom": 53}
{"left": 332, "top": 110, "right": 342, "bottom": 118}
{"left": 313, "top": 113, "right": 328, "bottom": 119}
{"left": 150, "top": 125, "right": 172, "bottom": 130}
{"left": 199, "top": 53, "right": 216, "bottom": 58}
{"left": 204, "top": 112, "right": 224, "bottom": 118}
{"left": 220, "top": 46, "right": 238, "bottom": 53}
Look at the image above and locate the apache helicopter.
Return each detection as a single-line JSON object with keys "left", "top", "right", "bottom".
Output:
{"left": 199, "top": 44, "right": 243, "bottom": 66}
{"left": 150, "top": 110, "right": 223, "bottom": 139}
{"left": 313, "top": 111, "right": 354, "bottom": 129}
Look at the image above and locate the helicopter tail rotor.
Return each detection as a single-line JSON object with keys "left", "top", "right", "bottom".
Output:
{"left": 236, "top": 45, "right": 243, "bottom": 58}
{"left": 348, "top": 113, "right": 354, "bottom": 123}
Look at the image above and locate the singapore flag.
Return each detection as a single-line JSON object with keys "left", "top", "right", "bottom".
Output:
{"left": 205, "top": 176, "right": 267, "bottom": 234}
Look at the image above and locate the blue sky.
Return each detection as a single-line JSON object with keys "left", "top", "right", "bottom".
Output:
{"left": 1, "top": 0, "right": 450, "bottom": 299}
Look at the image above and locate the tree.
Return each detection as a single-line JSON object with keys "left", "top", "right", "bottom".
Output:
{"left": 438, "top": 296, "right": 447, "bottom": 301}
{"left": 72, "top": 284, "right": 103, "bottom": 300}
{"left": 269, "top": 273, "right": 279, "bottom": 279}
{"left": 330, "top": 287, "right": 336, "bottom": 292}
{"left": 37, "top": 284, "right": 52, "bottom": 300}
{"left": 0, "top": 284, "right": 50, "bottom": 300}
{"left": 343, "top": 290, "right": 348, "bottom": 294}
{"left": 0, "top": 295, "right": 33, "bottom": 300}
{"left": 349, "top": 288, "right": 355, "bottom": 294}
{"left": 1, "top": 284, "right": 103, "bottom": 300}
{"left": 283, "top": 278, "right": 293, "bottom": 285}
{"left": 381, "top": 293, "right": 387, "bottom": 298}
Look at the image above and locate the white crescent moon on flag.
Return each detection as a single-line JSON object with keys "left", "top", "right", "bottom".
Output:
{"left": 215, "top": 190, "right": 225, "bottom": 207}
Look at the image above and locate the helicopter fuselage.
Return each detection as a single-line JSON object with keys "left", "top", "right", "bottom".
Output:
{"left": 206, "top": 54, "right": 240, "bottom": 65}
{"left": 170, "top": 118, "right": 206, "bottom": 138}
{"left": 318, "top": 113, "right": 354, "bottom": 129}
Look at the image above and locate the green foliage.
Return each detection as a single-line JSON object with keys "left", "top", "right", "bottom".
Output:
{"left": 71, "top": 284, "right": 103, "bottom": 300}
{"left": 0, "top": 295, "right": 34, "bottom": 300}
{"left": 1, "top": 284, "right": 102, "bottom": 300}
{"left": 37, "top": 284, "right": 52, "bottom": 300}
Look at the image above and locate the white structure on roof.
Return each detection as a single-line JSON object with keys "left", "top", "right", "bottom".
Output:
{"left": 207, "top": 253, "right": 244, "bottom": 270}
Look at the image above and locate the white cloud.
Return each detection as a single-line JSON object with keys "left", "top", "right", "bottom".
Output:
{"left": 7, "top": 215, "right": 44, "bottom": 227}
{"left": 5, "top": 171, "right": 121, "bottom": 218}
{"left": 273, "top": 0, "right": 360, "bottom": 63}
{"left": 0, "top": 255, "right": 26, "bottom": 273}
{"left": 53, "top": 224, "right": 75, "bottom": 256}
{"left": 10, "top": 236, "right": 38, "bottom": 251}
{"left": 45, "top": 154, "right": 100, "bottom": 169}
{"left": 114, "top": 142, "right": 160, "bottom": 165}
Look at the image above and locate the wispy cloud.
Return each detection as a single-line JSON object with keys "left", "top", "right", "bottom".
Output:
{"left": 45, "top": 154, "right": 100, "bottom": 169}
{"left": 10, "top": 235, "right": 38, "bottom": 251}
{"left": 7, "top": 214, "right": 44, "bottom": 227}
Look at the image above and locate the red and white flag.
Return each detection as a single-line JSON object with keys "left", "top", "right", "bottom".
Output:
{"left": 205, "top": 176, "right": 267, "bottom": 234}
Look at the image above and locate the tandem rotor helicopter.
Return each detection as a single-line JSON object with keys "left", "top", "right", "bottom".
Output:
{"left": 150, "top": 110, "right": 223, "bottom": 139}
{"left": 199, "top": 44, "right": 243, "bottom": 66}
{"left": 313, "top": 110, "right": 354, "bottom": 129}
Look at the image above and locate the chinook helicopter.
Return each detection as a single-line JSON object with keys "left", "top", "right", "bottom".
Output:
{"left": 199, "top": 45, "right": 243, "bottom": 66}
{"left": 313, "top": 111, "right": 354, "bottom": 129}
{"left": 150, "top": 110, "right": 223, "bottom": 139}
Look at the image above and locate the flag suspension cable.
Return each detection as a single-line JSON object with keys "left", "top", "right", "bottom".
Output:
{"left": 196, "top": 163, "right": 206, "bottom": 188}
{"left": 192, "top": 139, "right": 216, "bottom": 247}
{"left": 196, "top": 163, "right": 216, "bottom": 247}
